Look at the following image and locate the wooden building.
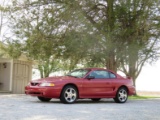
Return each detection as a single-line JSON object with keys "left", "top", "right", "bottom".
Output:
{"left": 0, "top": 58, "right": 32, "bottom": 94}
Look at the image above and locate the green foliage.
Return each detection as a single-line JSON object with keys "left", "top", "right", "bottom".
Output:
{"left": 1, "top": 41, "right": 22, "bottom": 58}
{"left": 5, "top": 0, "right": 65, "bottom": 77}
{"left": 114, "top": 0, "right": 160, "bottom": 83}
{"left": 62, "top": 0, "right": 159, "bottom": 87}
{"left": 62, "top": 0, "right": 160, "bottom": 87}
{"left": 38, "top": 59, "right": 60, "bottom": 78}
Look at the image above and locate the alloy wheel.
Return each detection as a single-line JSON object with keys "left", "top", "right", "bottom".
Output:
{"left": 64, "top": 88, "right": 77, "bottom": 103}
{"left": 118, "top": 89, "right": 128, "bottom": 102}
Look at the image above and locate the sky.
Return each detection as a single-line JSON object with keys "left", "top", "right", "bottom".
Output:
{"left": 136, "top": 60, "right": 160, "bottom": 91}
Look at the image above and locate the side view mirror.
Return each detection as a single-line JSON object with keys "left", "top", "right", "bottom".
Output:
{"left": 127, "top": 76, "right": 132, "bottom": 79}
{"left": 87, "top": 76, "right": 95, "bottom": 80}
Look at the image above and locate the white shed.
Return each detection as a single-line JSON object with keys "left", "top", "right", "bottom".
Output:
{"left": 0, "top": 58, "right": 32, "bottom": 94}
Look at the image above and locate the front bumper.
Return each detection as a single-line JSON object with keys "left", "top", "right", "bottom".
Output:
{"left": 128, "top": 86, "right": 136, "bottom": 95}
{"left": 25, "top": 86, "right": 61, "bottom": 98}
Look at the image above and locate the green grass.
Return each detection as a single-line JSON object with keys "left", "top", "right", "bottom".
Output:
{"left": 129, "top": 95, "right": 160, "bottom": 100}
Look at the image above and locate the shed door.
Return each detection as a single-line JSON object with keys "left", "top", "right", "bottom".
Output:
{"left": 12, "top": 63, "right": 30, "bottom": 94}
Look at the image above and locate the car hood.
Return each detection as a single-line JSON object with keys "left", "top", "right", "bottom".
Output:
{"left": 31, "top": 76, "right": 77, "bottom": 83}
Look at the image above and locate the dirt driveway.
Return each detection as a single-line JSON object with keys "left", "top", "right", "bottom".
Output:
{"left": 0, "top": 94, "right": 160, "bottom": 120}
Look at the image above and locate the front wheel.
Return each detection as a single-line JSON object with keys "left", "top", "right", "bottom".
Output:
{"left": 114, "top": 87, "right": 128, "bottom": 103}
{"left": 37, "top": 96, "right": 52, "bottom": 102}
{"left": 60, "top": 85, "right": 78, "bottom": 104}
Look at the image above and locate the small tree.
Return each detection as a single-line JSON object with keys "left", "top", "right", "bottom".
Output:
{"left": 5, "top": 0, "right": 65, "bottom": 77}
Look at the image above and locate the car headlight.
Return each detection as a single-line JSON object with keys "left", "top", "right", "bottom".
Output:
{"left": 40, "top": 83, "right": 55, "bottom": 87}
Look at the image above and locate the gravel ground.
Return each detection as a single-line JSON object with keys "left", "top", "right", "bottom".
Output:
{"left": 0, "top": 94, "right": 160, "bottom": 120}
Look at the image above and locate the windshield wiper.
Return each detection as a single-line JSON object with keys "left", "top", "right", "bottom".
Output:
{"left": 66, "top": 75, "right": 78, "bottom": 78}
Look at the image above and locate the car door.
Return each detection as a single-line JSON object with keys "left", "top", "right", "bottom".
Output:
{"left": 82, "top": 70, "right": 116, "bottom": 97}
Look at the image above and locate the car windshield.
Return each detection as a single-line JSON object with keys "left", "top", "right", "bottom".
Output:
{"left": 66, "top": 69, "right": 90, "bottom": 78}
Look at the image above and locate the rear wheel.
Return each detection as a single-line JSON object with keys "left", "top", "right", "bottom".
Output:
{"left": 60, "top": 85, "right": 78, "bottom": 104}
{"left": 114, "top": 87, "right": 128, "bottom": 103}
{"left": 91, "top": 98, "right": 101, "bottom": 102}
{"left": 37, "top": 96, "right": 52, "bottom": 102}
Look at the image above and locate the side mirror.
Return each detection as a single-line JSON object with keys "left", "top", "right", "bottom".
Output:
{"left": 127, "top": 76, "right": 131, "bottom": 79}
{"left": 87, "top": 76, "right": 95, "bottom": 80}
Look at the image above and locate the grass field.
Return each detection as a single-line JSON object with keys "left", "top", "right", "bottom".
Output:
{"left": 129, "top": 91, "right": 160, "bottom": 100}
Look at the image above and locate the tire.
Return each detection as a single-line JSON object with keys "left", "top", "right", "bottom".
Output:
{"left": 60, "top": 85, "right": 78, "bottom": 104}
{"left": 91, "top": 98, "right": 101, "bottom": 102}
{"left": 114, "top": 87, "right": 128, "bottom": 103}
{"left": 37, "top": 96, "right": 52, "bottom": 102}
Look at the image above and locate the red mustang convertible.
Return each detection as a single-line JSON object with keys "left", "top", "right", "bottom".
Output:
{"left": 25, "top": 68, "right": 135, "bottom": 104}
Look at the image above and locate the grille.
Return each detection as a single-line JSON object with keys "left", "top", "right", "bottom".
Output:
{"left": 29, "top": 92, "right": 41, "bottom": 95}
{"left": 31, "top": 82, "right": 39, "bottom": 86}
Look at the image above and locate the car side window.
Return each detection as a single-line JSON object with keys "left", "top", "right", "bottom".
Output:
{"left": 89, "top": 70, "right": 109, "bottom": 79}
{"left": 88, "top": 70, "right": 116, "bottom": 79}
{"left": 109, "top": 72, "right": 116, "bottom": 78}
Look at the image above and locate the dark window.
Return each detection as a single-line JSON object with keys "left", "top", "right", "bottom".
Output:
{"left": 88, "top": 70, "right": 116, "bottom": 79}
{"left": 88, "top": 70, "right": 109, "bottom": 79}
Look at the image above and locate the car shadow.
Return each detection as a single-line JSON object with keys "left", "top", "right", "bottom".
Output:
{"left": 31, "top": 98, "right": 119, "bottom": 104}
{"left": 76, "top": 99, "right": 116, "bottom": 104}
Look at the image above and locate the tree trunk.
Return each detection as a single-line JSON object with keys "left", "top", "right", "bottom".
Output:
{"left": 105, "top": 0, "right": 117, "bottom": 72}
{"left": 105, "top": 53, "right": 117, "bottom": 72}
{"left": 128, "top": 49, "right": 138, "bottom": 95}
{"left": 107, "top": 0, "right": 114, "bottom": 29}
{"left": 38, "top": 65, "right": 44, "bottom": 78}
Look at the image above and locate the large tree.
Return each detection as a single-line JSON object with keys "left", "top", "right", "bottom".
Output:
{"left": 114, "top": 0, "right": 160, "bottom": 86}
{"left": 56, "top": 0, "right": 160, "bottom": 87}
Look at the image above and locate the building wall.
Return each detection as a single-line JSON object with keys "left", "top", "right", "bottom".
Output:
{"left": 12, "top": 60, "right": 32, "bottom": 94}
{"left": 0, "top": 63, "right": 11, "bottom": 91}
